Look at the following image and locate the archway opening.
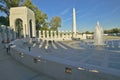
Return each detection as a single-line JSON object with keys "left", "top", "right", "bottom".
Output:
{"left": 15, "top": 19, "right": 23, "bottom": 38}
{"left": 29, "top": 20, "right": 33, "bottom": 38}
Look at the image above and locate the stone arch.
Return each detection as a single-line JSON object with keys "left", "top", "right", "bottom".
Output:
{"left": 15, "top": 18, "right": 23, "bottom": 38}
{"left": 9, "top": 7, "right": 36, "bottom": 38}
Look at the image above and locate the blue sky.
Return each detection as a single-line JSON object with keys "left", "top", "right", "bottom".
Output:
{"left": 31, "top": 0, "right": 120, "bottom": 32}
{"left": 0, "top": 0, "right": 120, "bottom": 32}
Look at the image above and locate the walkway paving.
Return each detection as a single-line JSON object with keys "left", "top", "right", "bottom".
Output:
{"left": 1, "top": 39, "right": 120, "bottom": 80}
{"left": 26, "top": 41, "right": 120, "bottom": 77}
{"left": 0, "top": 43, "right": 56, "bottom": 80}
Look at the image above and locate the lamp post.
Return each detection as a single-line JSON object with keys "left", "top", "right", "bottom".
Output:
{"left": 5, "top": 26, "right": 9, "bottom": 43}
{"left": 0, "top": 25, "right": 1, "bottom": 35}
{"left": 1, "top": 25, "right": 6, "bottom": 43}
{"left": 0, "top": 25, "right": 4, "bottom": 43}
{"left": 0, "top": 25, "right": 2, "bottom": 42}
{"left": 10, "top": 28, "right": 14, "bottom": 41}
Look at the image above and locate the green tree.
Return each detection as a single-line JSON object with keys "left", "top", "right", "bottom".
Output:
{"left": 23, "top": 0, "right": 37, "bottom": 11}
{"left": 104, "top": 30, "right": 109, "bottom": 34}
{"left": 0, "top": 16, "right": 9, "bottom": 25}
{"left": 23, "top": 0, "right": 48, "bottom": 31}
{"left": 112, "top": 28, "right": 120, "bottom": 33}
{"left": 0, "top": 0, "right": 24, "bottom": 26}
{"left": 104, "top": 28, "right": 120, "bottom": 34}
{"left": 85, "top": 31, "right": 91, "bottom": 34}
{"left": 0, "top": 0, "right": 62, "bottom": 33}
{"left": 35, "top": 10, "right": 48, "bottom": 30}
{"left": 0, "top": 0, "right": 24, "bottom": 16}
{"left": 40, "top": 22, "right": 49, "bottom": 30}
{"left": 0, "top": 0, "right": 48, "bottom": 31}
{"left": 49, "top": 16, "right": 61, "bottom": 31}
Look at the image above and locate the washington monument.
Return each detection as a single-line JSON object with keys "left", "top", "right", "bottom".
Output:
{"left": 73, "top": 8, "right": 77, "bottom": 38}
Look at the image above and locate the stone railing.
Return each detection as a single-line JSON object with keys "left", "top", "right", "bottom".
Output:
{"left": 0, "top": 25, "right": 15, "bottom": 43}
{"left": 38, "top": 30, "right": 73, "bottom": 41}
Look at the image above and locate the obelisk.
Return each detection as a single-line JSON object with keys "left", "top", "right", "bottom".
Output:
{"left": 73, "top": 8, "right": 77, "bottom": 38}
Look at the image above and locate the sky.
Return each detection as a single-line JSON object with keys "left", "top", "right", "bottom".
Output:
{"left": 0, "top": 0, "right": 120, "bottom": 32}
{"left": 31, "top": 0, "right": 120, "bottom": 32}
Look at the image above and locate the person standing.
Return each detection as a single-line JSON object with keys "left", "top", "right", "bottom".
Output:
{"left": 28, "top": 46, "right": 31, "bottom": 52}
{"left": 5, "top": 44, "right": 9, "bottom": 53}
{"left": 8, "top": 44, "right": 11, "bottom": 54}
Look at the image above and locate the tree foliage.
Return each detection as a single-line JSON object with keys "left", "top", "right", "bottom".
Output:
{"left": 34, "top": 10, "right": 48, "bottom": 30}
{"left": 40, "top": 22, "right": 49, "bottom": 31}
{"left": 0, "top": 0, "right": 24, "bottom": 16}
{"left": 23, "top": 0, "right": 48, "bottom": 30}
{"left": 0, "top": 0, "right": 24, "bottom": 25}
{"left": 104, "top": 28, "right": 120, "bottom": 34}
{"left": 49, "top": 16, "right": 61, "bottom": 31}
{"left": 23, "top": 0, "right": 36, "bottom": 10}
{"left": 85, "top": 31, "right": 93, "bottom": 34}
{"left": 0, "top": 16, "right": 9, "bottom": 25}
{"left": 0, "top": 0, "right": 48, "bottom": 30}
{"left": 0, "top": 0, "right": 62, "bottom": 32}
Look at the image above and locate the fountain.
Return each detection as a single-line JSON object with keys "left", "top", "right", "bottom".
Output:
{"left": 111, "top": 41, "right": 115, "bottom": 48}
{"left": 106, "top": 41, "right": 110, "bottom": 48}
{"left": 94, "top": 21, "right": 104, "bottom": 47}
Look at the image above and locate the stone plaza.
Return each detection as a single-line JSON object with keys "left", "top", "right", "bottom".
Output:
{"left": 0, "top": 6, "right": 120, "bottom": 80}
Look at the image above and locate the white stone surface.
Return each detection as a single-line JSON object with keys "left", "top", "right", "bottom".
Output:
{"left": 46, "top": 31, "right": 49, "bottom": 39}
{"left": 0, "top": 42, "right": 56, "bottom": 80}
{"left": 39, "top": 31, "right": 41, "bottom": 38}
{"left": 9, "top": 6, "right": 36, "bottom": 38}
{"left": 7, "top": 39, "right": 120, "bottom": 80}
{"left": 42, "top": 30, "right": 45, "bottom": 39}
{"left": 82, "top": 34, "right": 87, "bottom": 39}
{"left": 73, "top": 8, "right": 77, "bottom": 37}
{"left": 38, "top": 30, "right": 73, "bottom": 41}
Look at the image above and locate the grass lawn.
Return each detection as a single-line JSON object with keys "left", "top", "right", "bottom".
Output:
{"left": 104, "top": 36, "right": 120, "bottom": 40}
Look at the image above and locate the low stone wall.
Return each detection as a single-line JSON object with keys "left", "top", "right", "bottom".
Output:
{"left": 10, "top": 46, "right": 120, "bottom": 80}
{"left": 10, "top": 48, "right": 74, "bottom": 80}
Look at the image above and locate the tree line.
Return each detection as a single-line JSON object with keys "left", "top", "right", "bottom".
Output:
{"left": 83, "top": 28, "right": 120, "bottom": 34}
{"left": 104, "top": 28, "right": 120, "bottom": 34}
{"left": 0, "top": 0, "right": 61, "bottom": 31}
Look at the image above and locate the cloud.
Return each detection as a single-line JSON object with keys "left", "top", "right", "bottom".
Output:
{"left": 61, "top": 8, "right": 70, "bottom": 15}
{"left": 76, "top": 10, "right": 81, "bottom": 14}
{"left": 77, "top": 4, "right": 100, "bottom": 19}
{"left": 111, "top": 7, "right": 120, "bottom": 14}
{"left": 62, "top": 9, "right": 87, "bottom": 23}
{"left": 63, "top": 17, "right": 72, "bottom": 22}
